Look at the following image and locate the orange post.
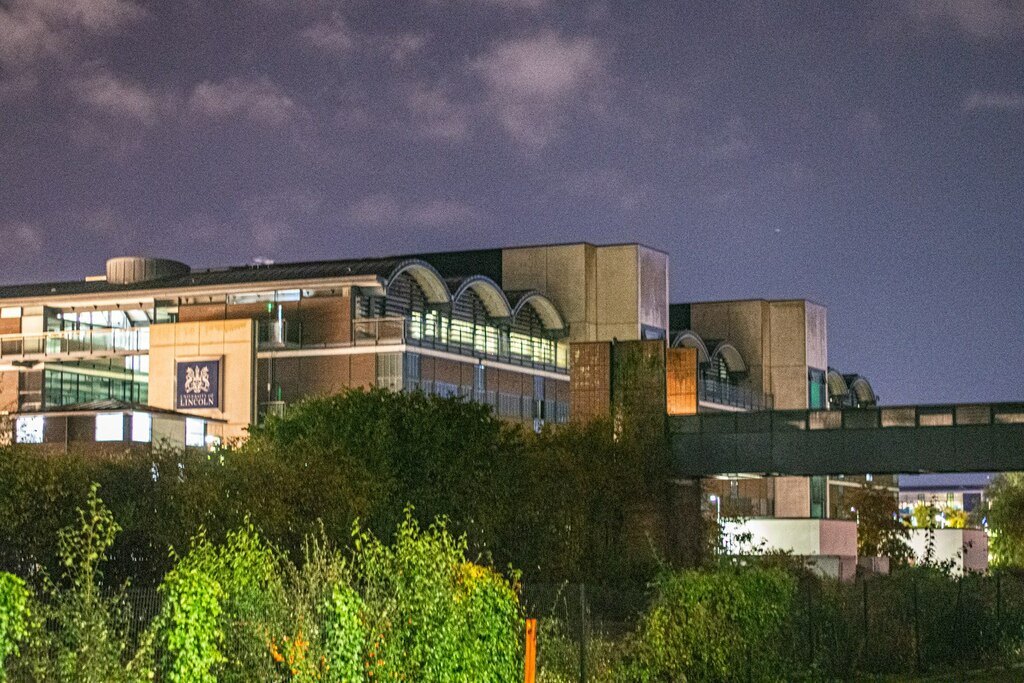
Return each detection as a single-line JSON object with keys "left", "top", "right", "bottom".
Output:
{"left": 524, "top": 618, "right": 538, "bottom": 683}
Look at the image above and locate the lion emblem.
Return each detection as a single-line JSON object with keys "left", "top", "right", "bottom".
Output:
{"left": 184, "top": 365, "right": 211, "bottom": 394}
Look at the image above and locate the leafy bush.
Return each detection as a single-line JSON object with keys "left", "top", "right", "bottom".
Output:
{"left": 165, "top": 524, "right": 287, "bottom": 682}
{"left": 9, "top": 484, "right": 134, "bottom": 683}
{"left": 153, "top": 564, "right": 225, "bottom": 683}
{"left": 620, "top": 567, "right": 796, "bottom": 682}
{"left": 0, "top": 573, "right": 29, "bottom": 681}
{"left": 353, "top": 510, "right": 523, "bottom": 682}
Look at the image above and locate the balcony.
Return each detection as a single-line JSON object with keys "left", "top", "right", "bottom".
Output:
{"left": 352, "top": 317, "right": 406, "bottom": 345}
{"left": 0, "top": 328, "right": 149, "bottom": 361}
{"left": 257, "top": 319, "right": 302, "bottom": 350}
{"left": 698, "top": 374, "right": 770, "bottom": 411}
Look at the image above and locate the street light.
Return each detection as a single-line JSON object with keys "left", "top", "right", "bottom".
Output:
{"left": 709, "top": 494, "right": 721, "bottom": 519}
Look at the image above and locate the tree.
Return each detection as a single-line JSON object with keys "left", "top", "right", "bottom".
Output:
{"left": 845, "top": 484, "right": 913, "bottom": 566}
{"left": 987, "top": 472, "right": 1024, "bottom": 568}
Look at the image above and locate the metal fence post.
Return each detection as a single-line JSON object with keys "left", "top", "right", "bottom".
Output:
{"left": 807, "top": 583, "right": 815, "bottom": 667}
{"left": 862, "top": 579, "right": 869, "bottom": 658}
{"left": 524, "top": 618, "right": 537, "bottom": 683}
{"left": 912, "top": 579, "right": 922, "bottom": 674}
{"left": 996, "top": 573, "right": 1003, "bottom": 636}
{"left": 579, "top": 583, "right": 587, "bottom": 683}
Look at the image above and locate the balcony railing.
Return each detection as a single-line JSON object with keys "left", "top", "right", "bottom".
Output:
{"left": 352, "top": 317, "right": 406, "bottom": 346}
{"left": 0, "top": 327, "right": 149, "bottom": 360}
{"left": 347, "top": 317, "right": 568, "bottom": 372}
{"left": 698, "top": 374, "right": 770, "bottom": 411}
{"left": 257, "top": 320, "right": 302, "bottom": 349}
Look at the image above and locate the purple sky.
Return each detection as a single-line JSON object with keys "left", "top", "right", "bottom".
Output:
{"left": 1, "top": 1, "right": 1022, "bottom": 406}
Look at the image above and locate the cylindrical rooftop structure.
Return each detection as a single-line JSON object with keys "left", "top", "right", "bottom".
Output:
{"left": 105, "top": 257, "right": 190, "bottom": 285}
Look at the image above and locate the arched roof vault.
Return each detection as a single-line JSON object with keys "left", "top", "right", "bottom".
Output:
{"left": 826, "top": 370, "right": 849, "bottom": 398}
{"left": 511, "top": 291, "right": 567, "bottom": 334}
{"left": 451, "top": 276, "right": 513, "bottom": 319}
{"left": 386, "top": 260, "right": 450, "bottom": 305}
{"left": 671, "top": 330, "right": 711, "bottom": 364}
{"left": 710, "top": 342, "right": 747, "bottom": 375}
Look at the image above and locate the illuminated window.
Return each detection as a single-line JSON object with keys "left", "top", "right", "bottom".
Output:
{"left": 185, "top": 418, "right": 206, "bottom": 448}
{"left": 0, "top": 306, "right": 21, "bottom": 319}
{"left": 15, "top": 416, "right": 44, "bottom": 444}
{"left": 95, "top": 413, "right": 124, "bottom": 442}
{"left": 132, "top": 413, "right": 152, "bottom": 443}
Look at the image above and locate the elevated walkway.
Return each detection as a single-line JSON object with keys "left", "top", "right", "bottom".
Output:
{"left": 670, "top": 403, "right": 1024, "bottom": 476}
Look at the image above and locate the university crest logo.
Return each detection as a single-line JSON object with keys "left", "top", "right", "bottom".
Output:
{"left": 184, "top": 365, "right": 211, "bottom": 394}
{"left": 176, "top": 359, "right": 221, "bottom": 409}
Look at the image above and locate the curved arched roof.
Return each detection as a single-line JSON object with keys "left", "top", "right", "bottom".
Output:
{"left": 826, "top": 369, "right": 849, "bottom": 398}
{"left": 710, "top": 341, "right": 747, "bottom": 374}
{"left": 508, "top": 290, "right": 567, "bottom": 332}
{"left": 386, "top": 259, "right": 450, "bottom": 305}
{"left": 670, "top": 330, "right": 711, "bottom": 364}
{"left": 449, "top": 275, "right": 513, "bottom": 318}
{"left": 846, "top": 376, "right": 877, "bottom": 406}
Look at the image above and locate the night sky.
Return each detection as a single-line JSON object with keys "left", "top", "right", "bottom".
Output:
{"left": 1, "top": 1, "right": 1022, "bottom": 406}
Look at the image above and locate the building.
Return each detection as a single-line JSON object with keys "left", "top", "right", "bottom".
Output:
{"left": 0, "top": 243, "right": 672, "bottom": 445}
{"left": 0, "top": 242, "right": 886, "bottom": 525}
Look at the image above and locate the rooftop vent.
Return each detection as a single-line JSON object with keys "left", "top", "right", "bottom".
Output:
{"left": 105, "top": 257, "right": 190, "bottom": 285}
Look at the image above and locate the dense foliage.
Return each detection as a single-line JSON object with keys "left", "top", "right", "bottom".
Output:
{"left": 987, "top": 473, "right": 1024, "bottom": 568}
{"left": 1, "top": 490, "right": 523, "bottom": 681}
{"left": 619, "top": 568, "right": 796, "bottom": 681}
{"left": 0, "top": 389, "right": 668, "bottom": 586}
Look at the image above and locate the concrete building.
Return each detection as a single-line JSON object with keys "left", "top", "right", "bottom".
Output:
{"left": 0, "top": 241, "right": 887, "bottom": 528}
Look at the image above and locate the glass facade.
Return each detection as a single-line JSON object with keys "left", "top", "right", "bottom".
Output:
{"left": 42, "top": 360, "right": 148, "bottom": 408}
{"left": 361, "top": 272, "right": 568, "bottom": 372}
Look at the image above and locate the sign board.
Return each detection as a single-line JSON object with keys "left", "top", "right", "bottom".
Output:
{"left": 176, "top": 359, "right": 221, "bottom": 410}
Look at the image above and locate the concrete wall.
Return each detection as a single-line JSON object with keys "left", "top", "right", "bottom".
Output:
{"left": 688, "top": 299, "right": 826, "bottom": 411}
{"left": 907, "top": 528, "right": 989, "bottom": 575}
{"left": 501, "top": 243, "right": 669, "bottom": 343}
{"left": 149, "top": 319, "right": 256, "bottom": 441}
{"left": 774, "top": 476, "right": 811, "bottom": 517}
{"left": 722, "top": 518, "right": 858, "bottom": 557}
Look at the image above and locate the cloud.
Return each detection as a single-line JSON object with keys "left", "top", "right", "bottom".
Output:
{"left": 5, "top": 221, "right": 44, "bottom": 253}
{"left": 381, "top": 32, "right": 428, "bottom": 64}
{"left": 348, "top": 194, "right": 481, "bottom": 228}
{"left": 405, "top": 84, "right": 471, "bottom": 141}
{"left": 300, "top": 13, "right": 356, "bottom": 55}
{"left": 71, "top": 69, "right": 163, "bottom": 124}
{"left": 189, "top": 77, "right": 300, "bottom": 125}
{"left": 904, "top": 0, "right": 1024, "bottom": 40}
{"left": 471, "top": 31, "right": 606, "bottom": 147}
{"left": 703, "top": 117, "right": 756, "bottom": 163}
{"left": 0, "top": 0, "right": 146, "bottom": 67}
{"left": 564, "top": 168, "right": 652, "bottom": 214}
{"left": 241, "top": 191, "right": 322, "bottom": 251}
{"left": 962, "top": 91, "right": 1024, "bottom": 112}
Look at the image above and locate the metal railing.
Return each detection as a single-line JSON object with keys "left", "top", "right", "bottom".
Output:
{"left": 0, "top": 327, "right": 149, "bottom": 360}
{"left": 349, "top": 317, "right": 568, "bottom": 372}
{"left": 698, "top": 374, "right": 770, "bottom": 411}
{"left": 257, "top": 320, "right": 302, "bottom": 349}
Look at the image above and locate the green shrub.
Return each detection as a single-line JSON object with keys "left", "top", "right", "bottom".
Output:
{"left": 620, "top": 567, "right": 796, "bottom": 682}
{"left": 354, "top": 510, "right": 523, "bottom": 682}
{"left": 0, "top": 573, "right": 29, "bottom": 681}
{"left": 14, "top": 484, "right": 135, "bottom": 683}
{"left": 321, "top": 584, "right": 365, "bottom": 682}
{"left": 154, "top": 564, "right": 225, "bottom": 683}
{"left": 167, "top": 524, "right": 287, "bottom": 682}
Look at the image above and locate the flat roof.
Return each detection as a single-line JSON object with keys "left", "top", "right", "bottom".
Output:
{"left": 0, "top": 241, "right": 662, "bottom": 303}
